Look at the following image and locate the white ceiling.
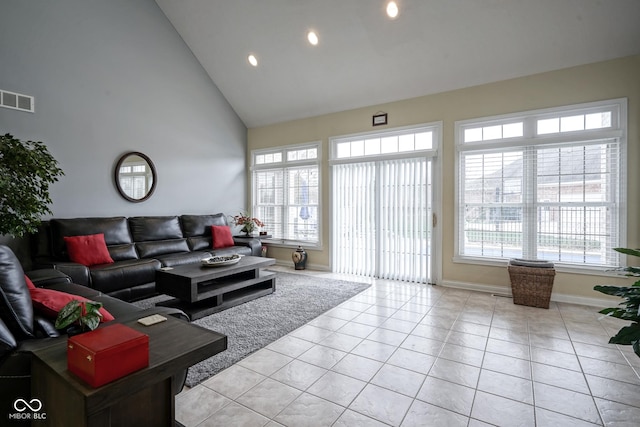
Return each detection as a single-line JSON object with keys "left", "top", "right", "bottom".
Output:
{"left": 155, "top": 0, "right": 640, "bottom": 128}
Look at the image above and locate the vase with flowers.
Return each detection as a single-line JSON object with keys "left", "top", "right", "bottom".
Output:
{"left": 231, "top": 212, "right": 264, "bottom": 237}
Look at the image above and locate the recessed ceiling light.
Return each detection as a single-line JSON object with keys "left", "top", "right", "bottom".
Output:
{"left": 248, "top": 54, "right": 258, "bottom": 67}
{"left": 307, "top": 31, "right": 319, "bottom": 46}
{"left": 386, "top": 1, "right": 399, "bottom": 18}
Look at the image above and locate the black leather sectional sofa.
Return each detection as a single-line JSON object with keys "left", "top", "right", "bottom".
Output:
{"left": 0, "top": 245, "right": 191, "bottom": 418}
{"left": 32, "top": 213, "right": 263, "bottom": 302}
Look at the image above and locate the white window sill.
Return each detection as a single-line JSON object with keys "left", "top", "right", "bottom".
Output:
{"left": 452, "top": 255, "right": 622, "bottom": 278}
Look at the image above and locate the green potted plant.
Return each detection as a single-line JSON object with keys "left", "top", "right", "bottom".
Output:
{"left": 0, "top": 133, "right": 64, "bottom": 237}
{"left": 594, "top": 247, "right": 640, "bottom": 357}
{"left": 55, "top": 300, "right": 104, "bottom": 335}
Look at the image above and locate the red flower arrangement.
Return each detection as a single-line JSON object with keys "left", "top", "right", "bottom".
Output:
{"left": 231, "top": 212, "right": 264, "bottom": 236}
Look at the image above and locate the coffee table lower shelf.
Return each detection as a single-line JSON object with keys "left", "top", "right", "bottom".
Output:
{"left": 158, "top": 271, "right": 276, "bottom": 320}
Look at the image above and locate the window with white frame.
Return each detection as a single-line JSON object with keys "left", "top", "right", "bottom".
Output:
{"left": 330, "top": 123, "right": 440, "bottom": 283}
{"left": 456, "top": 99, "right": 626, "bottom": 268}
{"left": 252, "top": 143, "right": 320, "bottom": 246}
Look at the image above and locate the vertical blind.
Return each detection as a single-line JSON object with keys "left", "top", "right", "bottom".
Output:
{"left": 333, "top": 158, "right": 431, "bottom": 283}
{"left": 333, "top": 162, "right": 376, "bottom": 277}
{"left": 379, "top": 158, "right": 431, "bottom": 282}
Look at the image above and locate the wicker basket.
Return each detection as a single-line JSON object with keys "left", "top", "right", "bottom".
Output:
{"left": 508, "top": 264, "right": 555, "bottom": 309}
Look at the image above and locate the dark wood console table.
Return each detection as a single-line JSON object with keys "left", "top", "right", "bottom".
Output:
{"left": 156, "top": 256, "right": 276, "bottom": 320}
{"left": 31, "top": 312, "right": 227, "bottom": 427}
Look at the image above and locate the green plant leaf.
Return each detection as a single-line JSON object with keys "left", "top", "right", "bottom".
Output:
{"left": 54, "top": 299, "right": 103, "bottom": 331}
{"left": 598, "top": 307, "right": 627, "bottom": 319}
{"left": 614, "top": 248, "right": 640, "bottom": 258}
{"left": 54, "top": 300, "right": 81, "bottom": 329}
{"left": 608, "top": 324, "right": 640, "bottom": 345}
{"left": 594, "top": 249, "right": 640, "bottom": 358}
{"left": 0, "top": 133, "right": 64, "bottom": 237}
{"left": 594, "top": 285, "right": 632, "bottom": 297}
{"left": 80, "top": 313, "right": 102, "bottom": 331}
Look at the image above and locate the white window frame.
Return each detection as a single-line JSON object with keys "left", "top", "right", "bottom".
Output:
{"left": 329, "top": 122, "right": 443, "bottom": 284}
{"left": 330, "top": 123, "right": 439, "bottom": 164}
{"left": 454, "top": 98, "right": 627, "bottom": 274}
{"left": 251, "top": 141, "right": 322, "bottom": 248}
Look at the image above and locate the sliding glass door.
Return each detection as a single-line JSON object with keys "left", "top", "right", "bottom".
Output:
{"left": 332, "top": 157, "right": 434, "bottom": 283}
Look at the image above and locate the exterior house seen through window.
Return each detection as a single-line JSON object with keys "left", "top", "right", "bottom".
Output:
{"left": 455, "top": 99, "right": 626, "bottom": 269}
{"left": 252, "top": 143, "right": 320, "bottom": 246}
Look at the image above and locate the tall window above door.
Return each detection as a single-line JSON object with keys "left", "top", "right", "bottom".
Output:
{"left": 252, "top": 143, "right": 321, "bottom": 247}
{"left": 330, "top": 123, "right": 441, "bottom": 283}
{"left": 332, "top": 126, "right": 435, "bottom": 160}
{"left": 455, "top": 99, "right": 627, "bottom": 270}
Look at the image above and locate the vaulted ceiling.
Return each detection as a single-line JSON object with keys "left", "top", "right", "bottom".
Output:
{"left": 155, "top": 0, "right": 640, "bottom": 128}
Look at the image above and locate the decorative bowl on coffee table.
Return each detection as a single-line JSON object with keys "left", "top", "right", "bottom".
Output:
{"left": 201, "top": 254, "right": 241, "bottom": 268}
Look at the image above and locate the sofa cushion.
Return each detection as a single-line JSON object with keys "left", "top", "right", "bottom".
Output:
{"left": 108, "top": 243, "right": 139, "bottom": 262}
{"left": 212, "top": 245, "right": 253, "bottom": 257}
{"left": 181, "top": 214, "right": 227, "bottom": 237}
{"left": 0, "top": 318, "right": 17, "bottom": 359}
{"left": 187, "top": 236, "right": 211, "bottom": 251}
{"left": 136, "top": 239, "right": 190, "bottom": 259}
{"left": 64, "top": 233, "right": 115, "bottom": 266}
{"left": 129, "top": 216, "right": 184, "bottom": 242}
{"left": 50, "top": 217, "right": 132, "bottom": 259}
{"left": 29, "top": 287, "right": 115, "bottom": 323}
{"left": 89, "top": 258, "right": 161, "bottom": 296}
{"left": 212, "top": 226, "right": 234, "bottom": 249}
{"left": 0, "top": 245, "right": 34, "bottom": 339}
{"left": 153, "top": 251, "right": 212, "bottom": 268}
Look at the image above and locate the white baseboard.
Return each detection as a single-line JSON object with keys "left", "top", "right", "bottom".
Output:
{"left": 266, "top": 265, "right": 614, "bottom": 308}
{"left": 439, "top": 279, "right": 612, "bottom": 308}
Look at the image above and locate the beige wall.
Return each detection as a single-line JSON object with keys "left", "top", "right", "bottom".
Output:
{"left": 248, "top": 55, "right": 640, "bottom": 304}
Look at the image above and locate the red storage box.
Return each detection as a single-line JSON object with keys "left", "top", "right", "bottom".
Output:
{"left": 67, "top": 323, "right": 149, "bottom": 387}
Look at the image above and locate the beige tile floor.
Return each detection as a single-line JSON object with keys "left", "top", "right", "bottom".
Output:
{"left": 175, "top": 268, "right": 640, "bottom": 426}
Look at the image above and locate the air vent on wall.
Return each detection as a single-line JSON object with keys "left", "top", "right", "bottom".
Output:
{"left": 1, "top": 89, "right": 34, "bottom": 113}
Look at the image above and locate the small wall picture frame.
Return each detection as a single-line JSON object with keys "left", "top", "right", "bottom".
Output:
{"left": 372, "top": 113, "right": 387, "bottom": 126}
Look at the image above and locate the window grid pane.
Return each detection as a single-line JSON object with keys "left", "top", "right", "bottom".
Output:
{"left": 286, "top": 167, "right": 319, "bottom": 242}
{"left": 253, "top": 163, "right": 319, "bottom": 244}
{"left": 457, "top": 100, "right": 624, "bottom": 268}
{"left": 460, "top": 140, "right": 619, "bottom": 266}
{"left": 462, "top": 150, "right": 524, "bottom": 259}
{"left": 334, "top": 129, "right": 435, "bottom": 160}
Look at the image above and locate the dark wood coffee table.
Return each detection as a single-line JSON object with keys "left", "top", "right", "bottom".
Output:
{"left": 156, "top": 255, "right": 277, "bottom": 320}
{"left": 31, "top": 311, "right": 227, "bottom": 427}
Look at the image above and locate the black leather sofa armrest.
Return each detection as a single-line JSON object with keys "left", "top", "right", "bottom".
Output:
{"left": 232, "top": 237, "right": 263, "bottom": 257}
{"left": 33, "top": 314, "right": 61, "bottom": 338}
{"left": 150, "top": 306, "right": 190, "bottom": 322}
{"left": 26, "top": 269, "right": 72, "bottom": 288}
{"left": 33, "top": 261, "right": 91, "bottom": 287}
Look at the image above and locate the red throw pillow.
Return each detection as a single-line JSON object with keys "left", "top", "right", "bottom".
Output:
{"left": 30, "top": 287, "right": 114, "bottom": 322}
{"left": 211, "top": 225, "right": 234, "bottom": 249}
{"left": 24, "top": 275, "right": 36, "bottom": 290}
{"left": 64, "top": 233, "right": 114, "bottom": 266}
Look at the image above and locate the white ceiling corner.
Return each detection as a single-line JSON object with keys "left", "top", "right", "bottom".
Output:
{"left": 155, "top": 0, "right": 640, "bottom": 128}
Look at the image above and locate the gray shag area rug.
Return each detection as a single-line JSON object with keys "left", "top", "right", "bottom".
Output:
{"left": 133, "top": 271, "right": 370, "bottom": 386}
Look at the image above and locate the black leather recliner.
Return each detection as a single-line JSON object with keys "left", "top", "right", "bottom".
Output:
{"left": 0, "top": 245, "right": 189, "bottom": 418}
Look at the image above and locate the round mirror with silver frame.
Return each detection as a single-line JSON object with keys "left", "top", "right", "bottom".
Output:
{"left": 114, "top": 152, "right": 157, "bottom": 202}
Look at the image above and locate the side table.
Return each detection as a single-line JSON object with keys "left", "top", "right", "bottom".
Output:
{"left": 234, "top": 234, "right": 272, "bottom": 256}
{"left": 31, "top": 312, "right": 226, "bottom": 427}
